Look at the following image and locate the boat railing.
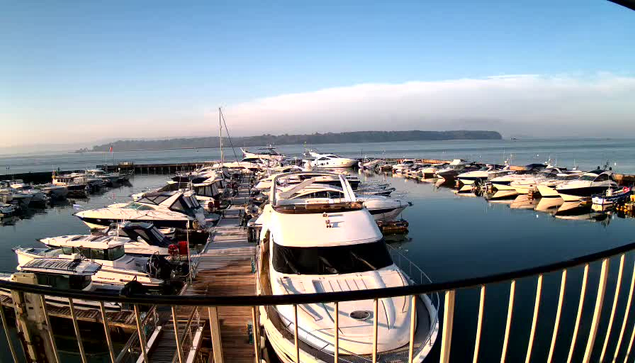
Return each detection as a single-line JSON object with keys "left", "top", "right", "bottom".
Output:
{"left": 4, "top": 240, "right": 635, "bottom": 362}
{"left": 387, "top": 244, "right": 441, "bottom": 353}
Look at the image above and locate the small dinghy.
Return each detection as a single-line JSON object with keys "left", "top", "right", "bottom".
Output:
{"left": 592, "top": 186, "right": 631, "bottom": 207}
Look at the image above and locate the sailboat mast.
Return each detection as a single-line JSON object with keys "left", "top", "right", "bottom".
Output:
{"left": 219, "top": 107, "right": 224, "bottom": 166}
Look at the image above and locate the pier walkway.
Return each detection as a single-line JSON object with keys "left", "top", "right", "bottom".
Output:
{"left": 144, "top": 183, "right": 258, "bottom": 363}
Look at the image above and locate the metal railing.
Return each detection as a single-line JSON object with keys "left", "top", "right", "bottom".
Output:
{"left": 3, "top": 241, "right": 635, "bottom": 362}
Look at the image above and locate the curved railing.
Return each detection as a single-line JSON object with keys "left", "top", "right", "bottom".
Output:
{"left": 2, "top": 240, "right": 635, "bottom": 363}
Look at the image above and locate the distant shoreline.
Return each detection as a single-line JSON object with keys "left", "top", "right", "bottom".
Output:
{"left": 82, "top": 130, "right": 503, "bottom": 153}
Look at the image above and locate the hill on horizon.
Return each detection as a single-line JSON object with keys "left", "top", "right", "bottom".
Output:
{"left": 85, "top": 130, "right": 502, "bottom": 152}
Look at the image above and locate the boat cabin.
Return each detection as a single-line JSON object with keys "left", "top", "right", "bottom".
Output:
{"left": 130, "top": 191, "right": 202, "bottom": 216}
{"left": 17, "top": 258, "right": 100, "bottom": 290}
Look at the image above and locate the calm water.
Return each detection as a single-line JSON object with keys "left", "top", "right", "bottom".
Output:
{"left": 1, "top": 145, "right": 635, "bottom": 360}
{"left": 3, "top": 138, "right": 635, "bottom": 175}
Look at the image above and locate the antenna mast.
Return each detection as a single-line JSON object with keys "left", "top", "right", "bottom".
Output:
{"left": 219, "top": 107, "right": 224, "bottom": 166}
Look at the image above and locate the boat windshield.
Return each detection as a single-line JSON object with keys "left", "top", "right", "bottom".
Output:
{"left": 272, "top": 239, "right": 393, "bottom": 275}
{"left": 581, "top": 174, "right": 598, "bottom": 181}
{"left": 124, "top": 202, "right": 154, "bottom": 211}
{"left": 130, "top": 228, "right": 172, "bottom": 248}
{"left": 169, "top": 196, "right": 197, "bottom": 217}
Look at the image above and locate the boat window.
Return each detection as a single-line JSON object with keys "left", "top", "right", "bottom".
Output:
{"left": 70, "top": 275, "right": 91, "bottom": 289}
{"left": 137, "top": 194, "right": 173, "bottom": 205}
{"left": 36, "top": 273, "right": 92, "bottom": 290}
{"left": 595, "top": 174, "right": 609, "bottom": 181}
{"left": 92, "top": 248, "right": 105, "bottom": 260}
{"left": 272, "top": 239, "right": 393, "bottom": 275}
{"left": 125, "top": 202, "right": 154, "bottom": 211}
{"left": 106, "top": 246, "right": 125, "bottom": 260}
{"left": 62, "top": 247, "right": 73, "bottom": 254}
{"left": 134, "top": 228, "right": 169, "bottom": 247}
{"left": 581, "top": 175, "right": 597, "bottom": 181}
{"left": 170, "top": 198, "right": 187, "bottom": 213}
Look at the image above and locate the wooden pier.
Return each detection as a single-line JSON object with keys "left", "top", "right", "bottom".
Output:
{"left": 141, "top": 182, "right": 259, "bottom": 363}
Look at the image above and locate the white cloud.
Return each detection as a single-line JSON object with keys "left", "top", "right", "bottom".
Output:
{"left": 219, "top": 73, "right": 635, "bottom": 137}
{"left": 4, "top": 73, "right": 635, "bottom": 148}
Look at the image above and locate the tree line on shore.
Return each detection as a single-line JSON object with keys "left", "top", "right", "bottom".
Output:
{"left": 85, "top": 130, "right": 502, "bottom": 152}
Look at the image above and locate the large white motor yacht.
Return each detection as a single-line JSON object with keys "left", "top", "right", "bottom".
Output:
{"left": 556, "top": 170, "right": 617, "bottom": 202}
{"left": 241, "top": 146, "right": 285, "bottom": 162}
{"left": 40, "top": 222, "right": 177, "bottom": 257}
{"left": 256, "top": 172, "right": 438, "bottom": 363}
{"left": 0, "top": 258, "right": 122, "bottom": 311}
{"left": 75, "top": 190, "right": 207, "bottom": 231}
{"left": 308, "top": 150, "right": 358, "bottom": 168}
{"left": 276, "top": 182, "right": 410, "bottom": 222}
{"left": 14, "top": 238, "right": 171, "bottom": 291}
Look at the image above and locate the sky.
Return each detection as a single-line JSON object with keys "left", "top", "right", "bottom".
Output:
{"left": 1, "top": 0, "right": 634, "bottom": 148}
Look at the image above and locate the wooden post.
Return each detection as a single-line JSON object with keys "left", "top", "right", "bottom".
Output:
{"left": 208, "top": 307, "right": 224, "bottom": 363}
{"left": 10, "top": 273, "right": 59, "bottom": 363}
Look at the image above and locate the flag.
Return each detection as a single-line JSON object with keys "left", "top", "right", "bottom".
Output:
{"left": 109, "top": 146, "right": 113, "bottom": 153}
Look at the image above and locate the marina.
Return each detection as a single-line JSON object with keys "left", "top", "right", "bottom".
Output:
{"left": 2, "top": 142, "right": 635, "bottom": 362}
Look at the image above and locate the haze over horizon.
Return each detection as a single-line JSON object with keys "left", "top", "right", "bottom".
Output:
{"left": 2, "top": 1, "right": 634, "bottom": 148}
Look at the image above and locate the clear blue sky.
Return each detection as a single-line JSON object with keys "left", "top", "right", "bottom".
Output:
{"left": 1, "top": 0, "right": 634, "bottom": 147}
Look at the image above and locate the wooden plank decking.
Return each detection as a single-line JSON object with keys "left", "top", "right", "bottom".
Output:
{"left": 146, "top": 185, "right": 259, "bottom": 363}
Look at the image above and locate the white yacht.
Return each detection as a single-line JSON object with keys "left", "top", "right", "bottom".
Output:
{"left": 40, "top": 222, "right": 178, "bottom": 257}
{"left": 86, "top": 168, "right": 121, "bottom": 185}
{"left": 9, "top": 181, "right": 49, "bottom": 205}
{"left": 456, "top": 164, "right": 511, "bottom": 192}
{"left": 257, "top": 172, "right": 438, "bottom": 362}
{"left": 263, "top": 172, "right": 361, "bottom": 195}
{"left": 435, "top": 159, "right": 475, "bottom": 181}
{"left": 38, "top": 184, "right": 69, "bottom": 200}
{"left": 52, "top": 172, "right": 89, "bottom": 196}
{"left": 556, "top": 170, "right": 617, "bottom": 202}
{"left": 420, "top": 163, "right": 446, "bottom": 179}
{"left": 391, "top": 159, "right": 416, "bottom": 174}
{"left": 134, "top": 174, "right": 225, "bottom": 212}
{"left": 75, "top": 190, "right": 207, "bottom": 231}
{"left": 14, "top": 239, "right": 172, "bottom": 291}
{"left": 308, "top": 151, "right": 358, "bottom": 168}
{"left": 277, "top": 182, "right": 410, "bottom": 222}
{"left": 0, "top": 258, "right": 122, "bottom": 311}
{"left": 241, "top": 146, "right": 285, "bottom": 162}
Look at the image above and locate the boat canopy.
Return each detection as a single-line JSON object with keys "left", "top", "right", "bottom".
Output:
{"left": 19, "top": 258, "right": 101, "bottom": 275}
{"left": 268, "top": 207, "right": 382, "bottom": 248}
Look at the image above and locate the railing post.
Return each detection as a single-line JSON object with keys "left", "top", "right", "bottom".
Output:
{"left": 408, "top": 295, "right": 417, "bottom": 363}
{"left": 294, "top": 304, "right": 300, "bottom": 363}
{"left": 68, "top": 298, "right": 88, "bottom": 363}
{"left": 134, "top": 304, "right": 148, "bottom": 363}
{"left": 373, "top": 298, "right": 379, "bottom": 363}
{"left": 472, "top": 286, "right": 486, "bottom": 363}
{"left": 439, "top": 290, "right": 455, "bottom": 363}
{"left": 172, "top": 306, "right": 184, "bottom": 363}
{"left": 547, "top": 269, "right": 568, "bottom": 363}
{"left": 600, "top": 254, "right": 625, "bottom": 362}
{"left": 39, "top": 295, "right": 60, "bottom": 363}
{"left": 613, "top": 258, "right": 635, "bottom": 362}
{"left": 500, "top": 280, "right": 516, "bottom": 363}
{"left": 525, "top": 275, "right": 543, "bottom": 363}
{"left": 567, "top": 264, "right": 590, "bottom": 363}
{"left": 99, "top": 302, "right": 116, "bottom": 363}
{"left": 582, "top": 258, "right": 610, "bottom": 363}
{"left": 208, "top": 306, "right": 224, "bottom": 363}
{"left": 0, "top": 303, "right": 19, "bottom": 363}
{"left": 251, "top": 306, "right": 261, "bottom": 363}
{"left": 334, "top": 302, "right": 339, "bottom": 363}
